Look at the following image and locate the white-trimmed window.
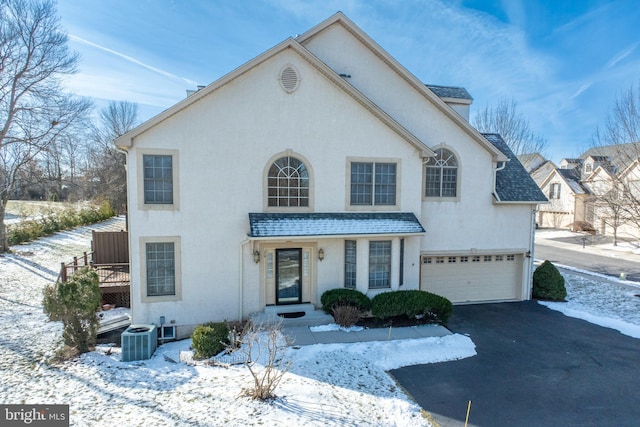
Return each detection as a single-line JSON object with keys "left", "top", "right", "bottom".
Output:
{"left": 369, "top": 241, "right": 391, "bottom": 289}
{"left": 267, "top": 156, "right": 309, "bottom": 207}
{"left": 344, "top": 240, "right": 357, "bottom": 289}
{"left": 425, "top": 148, "right": 458, "bottom": 197}
{"left": 350, "top": 162, "right": 397, "bottom": 206}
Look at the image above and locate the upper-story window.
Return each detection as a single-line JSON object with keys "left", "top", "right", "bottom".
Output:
{"left": 425, "top": 148, "right": 458, "bottom": 198}
{"left": 549, "top": 183, "right": 561, "bottom": 199}
{"left": 350, "top": 162, "right": 396, "bottom": 206}
{"left": 143, "top": 154, "right": 174, "bottom": 204}
{"left": 267, "top": 156, "right": 309, "bottom": 207}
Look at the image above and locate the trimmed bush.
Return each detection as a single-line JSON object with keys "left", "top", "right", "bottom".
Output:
{"left": 371, "top": 290, "right": 453, "bottom": 324}
{"left": 191, "top": 322, "right": 230, "bottom": 359}
{"left": 533, "top": 260, "right": 567, "bottom": 301}
{"left": 320, "top": 288, "right": 371, "bottom": 314}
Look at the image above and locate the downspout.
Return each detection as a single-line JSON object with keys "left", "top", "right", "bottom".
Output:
{"left": 239, "top": 237, "right": 251, "bottom": 321}
{"left": 492, "top": 160, "right": 508, "bottom": 201}
{"left": 526, "top": 206, "right": 539, "bottom": 299}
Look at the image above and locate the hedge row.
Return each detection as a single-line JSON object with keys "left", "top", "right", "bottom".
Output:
{"left": 7, "top": 202, "right": 115, "bottom": 246}
{"left": 321, "top": 288, "right": 453, "bottom": 324}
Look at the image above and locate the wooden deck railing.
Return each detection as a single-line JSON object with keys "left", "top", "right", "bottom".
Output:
{"left": 58, "top": 252, "right": 130, "bottom": 308}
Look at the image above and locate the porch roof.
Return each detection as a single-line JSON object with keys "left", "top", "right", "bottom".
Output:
{"left": 248, "top": 212, "right": 425, "bottom": 238}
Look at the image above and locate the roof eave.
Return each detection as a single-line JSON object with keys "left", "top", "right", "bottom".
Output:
{"left": 248, "top": 231, "right": 426, "bottom": 241}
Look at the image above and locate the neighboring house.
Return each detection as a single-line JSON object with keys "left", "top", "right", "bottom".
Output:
{"left": 533, "top": 143, "right": 640, "bottom": 238}
{"left": 517, "top": 153, "right": 556, "bottom": 187}
{"left": 538, "top": 167, "right": 589, "bottom": 229}
{"left": 114, "top": 13, "right": 546, "bottom": 339}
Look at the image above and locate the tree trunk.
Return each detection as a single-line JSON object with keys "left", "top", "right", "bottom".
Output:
{"left": 0, "top": 199, "right": 9, "bottom": 252}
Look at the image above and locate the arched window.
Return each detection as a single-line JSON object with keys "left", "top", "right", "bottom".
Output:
{"left": 425, "top": 148, "right": 458, "bottom": 197}
{"left": 267, "top": 156, "right": 309, "bottom": 207}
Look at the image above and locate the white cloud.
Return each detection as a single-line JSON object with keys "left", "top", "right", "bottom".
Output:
{"left": 606, "top": 42, "right": 639, "bottom": 69}
{"left": 69, "top": 34, "right": 199, "bottom": 87}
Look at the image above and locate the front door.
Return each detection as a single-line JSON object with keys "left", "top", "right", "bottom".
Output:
{"left": 276, "top": 248, "right": 302, "bottom": 304}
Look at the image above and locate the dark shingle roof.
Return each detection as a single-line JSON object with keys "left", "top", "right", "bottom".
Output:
{"left": 426, "top": 84, "right": 473, "bottom": 100}
{"left": 249, "top": 212, "right": 425, "bottom": 238}
{"left": 482, "top": 133, "right": 548, "bottom": 203}
{"left": 556, "top": 168, "right": 589, "bottom": 195}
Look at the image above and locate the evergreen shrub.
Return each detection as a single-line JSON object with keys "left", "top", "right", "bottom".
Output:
{"left": 533, "top": 260, "right": 567, "bottom": 301}
{"left": 191, "top": 322, "right": 230, "bottom": 359}
{"left": 371, "top": 290, "right": 453, "bottom": 323}
{"left": 43, "top": 267, "right": 102, "bottom": 354}
{"left": 320, "top": 288, "right": 372, "bottom": 314}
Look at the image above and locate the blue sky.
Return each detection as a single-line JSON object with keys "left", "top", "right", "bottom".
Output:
{"left": 57, "top": 0, "right": 640, "bottom": 162}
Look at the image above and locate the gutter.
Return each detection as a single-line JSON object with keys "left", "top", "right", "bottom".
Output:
{"left": 239, "top": 237, "right": 251, "bottom": 321}
{"left": 492, "top": 160, "right": 508, "bottom": 202}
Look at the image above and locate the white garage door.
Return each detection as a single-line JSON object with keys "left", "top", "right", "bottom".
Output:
{"left": 420, "top": 254, "right": 522, "bottom": 303}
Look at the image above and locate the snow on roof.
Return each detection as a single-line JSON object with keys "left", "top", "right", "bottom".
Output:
{"left": 248, "top": 212, "right": 425, "bottom": 238}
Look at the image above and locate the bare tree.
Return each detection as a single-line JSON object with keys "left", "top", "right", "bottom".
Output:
{"left": 85, "top": 101, "right": 139, "bottom": 212}
{"left": 473, "top": 97, "right": 548, "bottom": 156}
{"left": 587, "top": 83, "right": 640, "bottom": 243}
{"left": 593, "top": 84, "right": 640, "bottom": 148}
{"left": 0, "top": 0, "right": 91, "bottom": 251}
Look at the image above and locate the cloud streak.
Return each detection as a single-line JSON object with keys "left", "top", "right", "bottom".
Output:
{"left": 606, "top": 43, "right": 639, "bottom": 69}
{"left": 69, "top": 34, "right": 199, "bottom": 87}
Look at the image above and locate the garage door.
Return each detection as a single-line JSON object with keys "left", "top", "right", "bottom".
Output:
{"left": 420, "top": 254, "right": 522, "bottom": 303}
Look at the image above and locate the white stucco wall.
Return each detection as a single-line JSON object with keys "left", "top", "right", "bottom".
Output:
{"left": 126, "top": 46, "right": 426, "bottom": 330}
{"left": 123, "top": 19, "right": 537, "bottom": 333}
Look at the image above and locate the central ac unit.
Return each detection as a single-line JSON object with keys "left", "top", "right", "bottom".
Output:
{"left": 121, "top": 324, "right": 157, "bottom": 362}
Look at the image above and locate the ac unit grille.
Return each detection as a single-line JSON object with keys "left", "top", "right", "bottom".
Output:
{"left": 121, "top": 324, "right": 157, "bottom": 362}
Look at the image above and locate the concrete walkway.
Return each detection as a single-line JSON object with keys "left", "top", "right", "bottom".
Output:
{"left": 283, "top": 323, "right": 451, "bottom": 346}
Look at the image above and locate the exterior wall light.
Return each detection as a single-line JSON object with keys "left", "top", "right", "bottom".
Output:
{"left": 318, "top": 248, "right": 325, "bottom": 261}
{"left": 253, "top": 250, "right": 260, "bottom": 263}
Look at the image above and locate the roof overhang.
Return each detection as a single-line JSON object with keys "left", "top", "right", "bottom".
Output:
{"left": 248, "top": 212, "right": 426, "bottom": 240}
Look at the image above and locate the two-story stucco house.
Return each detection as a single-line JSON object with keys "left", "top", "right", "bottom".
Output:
{"left": 115, "top": 13, "right": 546, "bottom": 339}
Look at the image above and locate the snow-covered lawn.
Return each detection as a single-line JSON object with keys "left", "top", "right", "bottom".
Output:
{"left": 0, "top": 216, "right": 473, "bottom": 426}
{"left": 539, "top": 271, "right": 640, "bottom": 339}
{"left": 1, "top": 218, "right": 639, "bottom": 426}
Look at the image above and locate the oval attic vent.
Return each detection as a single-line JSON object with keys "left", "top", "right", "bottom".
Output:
{"left": 280, "top": 66, "right": 299, "bottom": 93}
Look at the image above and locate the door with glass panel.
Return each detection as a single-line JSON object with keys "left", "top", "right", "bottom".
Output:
{"left": 276, "top": 248, "right": 302, "bottom": 304}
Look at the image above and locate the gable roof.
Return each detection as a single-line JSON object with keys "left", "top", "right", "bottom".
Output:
{"left": 555, "top": 168, "right": 590, "bottom": 195}
{"left": 115, "top": 38, "right": 433, "bottom": 157}
{"left": 482, "top": 133, "right": 547, "bottom": 203}
{"left": 295, "top": 12, "right": 507, "bottom": 162}
{"left": 580, "top": 142, "right": 640, "bottom": 172}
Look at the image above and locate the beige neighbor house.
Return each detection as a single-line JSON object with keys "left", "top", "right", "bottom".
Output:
{"left": 532, "top": 143, "right": 640, "bottom": 239}
{"left": 115, "top": 13, "right": 547, "bottom": 339}
{"left": 538, "top": 167, "right": 590, "bottom": 229}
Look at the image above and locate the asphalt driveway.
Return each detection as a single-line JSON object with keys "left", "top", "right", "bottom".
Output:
{"left": 390, "top": 301, "right": 640, "bottom": 427}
